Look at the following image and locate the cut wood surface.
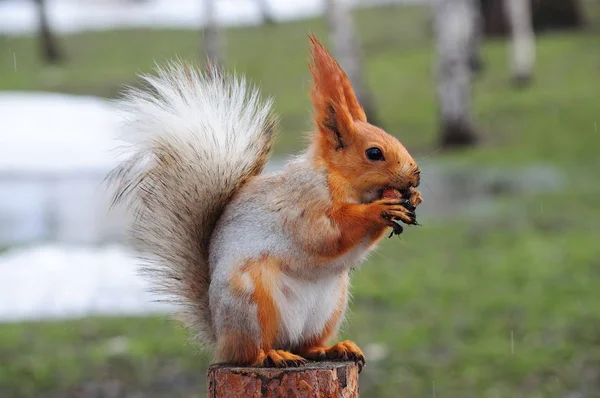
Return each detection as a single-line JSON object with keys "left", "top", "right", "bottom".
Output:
{"left": 207, "top": 361, "right": 360, "bottom": 397}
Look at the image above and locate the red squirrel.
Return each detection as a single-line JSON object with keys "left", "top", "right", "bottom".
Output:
{"left": 109, "top": 34, "right": 422, "bottom": 371}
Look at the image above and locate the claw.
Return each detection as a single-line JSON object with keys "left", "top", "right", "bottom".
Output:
{"left": 401, "top": 199, "right": 416, "bottom": 211}
{"left": 258, "top": 350, "right": 306, "bottom": 368}
{"left": 357, "top": 358, "right": 366, "bottom": 373}
{"left": 300, "top": 341, "right": 366, "bottom": 372}
{"left": 388, "top": 220, "right": 403, "bottom": 238}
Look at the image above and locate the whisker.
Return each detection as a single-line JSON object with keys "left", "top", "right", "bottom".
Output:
{"left": 413, "top": 148, "right": 443, "bottom": 168}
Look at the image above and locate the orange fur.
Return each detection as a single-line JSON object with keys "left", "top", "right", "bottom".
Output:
{"left": 322, "top": 340, "right": 365, "bottom": 363}
{"left": 215, "top": 329, "right": 260, "bottom": 365}
{"left": 248, "top": 256, "right": 280, "bottom": 350}
{"left": 253, "top": 350, "right": 306, "bottom": 367}
{"left": 326, "top": 202, "right": 390, "bottom": 253}
{"left": 307, "top": 35, "right": 420, "bottom": 201}
{"left": 230, "top": 255, "right": 282, "bottom": 350}
{"left": 283, "top": 199, "right": 398, "bottom": 261}
{"left": 226, "top": 255, "right": 308, "bottom": 367}
{"left": 304, "top": 35, "right": 422, "bottom": 256}
{"left": 308, "top": 33, "right": 365, "bottom": 147}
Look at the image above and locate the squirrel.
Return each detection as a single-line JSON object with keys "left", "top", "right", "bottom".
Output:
{"left": 108, "top": 34, "right": 423, "bottom": 371}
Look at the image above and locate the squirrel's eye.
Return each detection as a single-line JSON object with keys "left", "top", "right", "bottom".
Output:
{"left": 365, "top": 147, "right": 384, "bottom": 161}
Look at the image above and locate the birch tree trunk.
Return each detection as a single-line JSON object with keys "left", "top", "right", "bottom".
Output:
{"left": 503, "top": 0, "right": 535, "bottom": 86}
{"left": 469, "top": 0, "right": 484, "bottom": 73}
{"left": 325, "top": 0, "right": 379, "bottom": 126}
{"left": 203, "top": 0, "right": 222, "bottom": 71}
{"left": 35, "top": 0, "right": 63, "bottom": 64}
{"left": 256, "top": 0, "right": 275, "bottom": 25}
{"left": 433, "top": 0, "right": 479, "bottom": 148}
{"left": 480, "top": 0, "right": 584, "bottom": 36}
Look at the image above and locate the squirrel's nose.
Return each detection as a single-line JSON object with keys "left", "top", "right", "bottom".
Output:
{"left": 411, "top": 169, "right": 421, "bottom": 188}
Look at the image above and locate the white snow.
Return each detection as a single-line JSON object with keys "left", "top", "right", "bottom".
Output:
{"left": 0, "top": 0, "right": 423, "bottom": 36}
{"left": 0, "top": 91, "right": 282, "bottom": 175}
{"left": 0, "top": 92, "right": 125, "bottom": 174}
{"left": 0, "top": 92, "right": 130, "bottom": 247}
{"left": 0, "top": 244, "right": 174, "bottom": 322}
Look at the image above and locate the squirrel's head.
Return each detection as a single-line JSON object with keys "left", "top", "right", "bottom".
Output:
{"left": 307, "top": 34, "right": 420, "bottom": 204}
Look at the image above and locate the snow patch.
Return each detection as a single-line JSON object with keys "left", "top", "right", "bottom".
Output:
{"left": 0, "top": 92, "right": 125, "bottom": 174}
{"left": 0, "top": 244, "right": 173, "bottom": 322}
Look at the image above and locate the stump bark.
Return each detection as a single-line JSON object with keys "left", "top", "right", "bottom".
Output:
{"left": 207, "top": 361, "right": 360, "bottom": 397}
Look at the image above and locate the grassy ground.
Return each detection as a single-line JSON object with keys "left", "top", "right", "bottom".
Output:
{"left": 1, "top": 2, "right": 600, "bottom": 397}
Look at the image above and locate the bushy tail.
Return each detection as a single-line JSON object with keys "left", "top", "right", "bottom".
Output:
{"left": 108, "top": 61, "right": 277, "bottom": 345}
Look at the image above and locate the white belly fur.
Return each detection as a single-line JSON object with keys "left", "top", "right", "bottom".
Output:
{"left": 274, "top": 273, "right": 344, "bottom": 348}
{"left": 271, "top": 239, "right": 374, "bottom": 347}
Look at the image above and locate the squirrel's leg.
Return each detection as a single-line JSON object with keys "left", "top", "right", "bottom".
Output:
{"left": 215, "top": 255, "right": 306, "bottom": 368}
{"left": 215, "top": 331, "right": 305, "bottom": 368}
{"left": 296, "top": 339, "right": 366, "bottom": 372}
{"left": 294, "top": 274, "right": 366, "bottom": 370}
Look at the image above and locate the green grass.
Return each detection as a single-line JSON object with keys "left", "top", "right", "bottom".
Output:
{"left": 1, "top": 2, "right": 600, "bottom": 397}
{"left": 0, "top": 317, "right": 211, "bottom": 397}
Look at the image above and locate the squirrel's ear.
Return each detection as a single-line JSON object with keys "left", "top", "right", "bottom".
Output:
{"left": 308, "top": 34, "right": 366, "bottom": 150}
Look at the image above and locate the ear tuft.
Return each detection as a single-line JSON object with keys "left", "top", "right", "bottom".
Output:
{"left": 307, "top": 34, "right": 366, "bottom": 150}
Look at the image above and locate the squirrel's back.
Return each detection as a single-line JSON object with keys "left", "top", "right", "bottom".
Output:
{"left": 108, "top": 61, "right": 277, "bottom": 345}
{"left": 209, "top": 153, "right": 331, "bottom": 276}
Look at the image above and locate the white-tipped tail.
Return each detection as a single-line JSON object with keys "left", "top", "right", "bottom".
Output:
{"left": 108, "top": 61, "right": 277, "bottom": 345}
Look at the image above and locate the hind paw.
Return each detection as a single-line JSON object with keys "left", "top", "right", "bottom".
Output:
{"left": 253, "top": 350, "right": 307, "bottom": 368}
{"left": 299, "top": 340, "right": 366, "bottom": 372}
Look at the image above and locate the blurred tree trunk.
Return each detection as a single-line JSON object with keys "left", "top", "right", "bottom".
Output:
{"left": 504, "top": 0, "right": 535, "bottom": 86}
{"left": 35, "top": 0, "right": 63, "bottom": 64}
{"left": 325, "top": 0, "right": 380, "bottom": 126}
{"left": 480, "top": 0, "right": 584, "bottom": 36}
{"left": 433, "top": 0, "right": 479, "bottom": 148}
{"left": 469, "top": 0, "right": 484, "bottom": 73}
{"left": 203, "top": 0, "right": 222, "bottom": 71}
{"left": 256, "top": 0, "right": 276, "bottom": 25}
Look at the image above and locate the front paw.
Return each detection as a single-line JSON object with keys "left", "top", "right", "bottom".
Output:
{"left": 373, "top": 198, "right": 417, "bottom": 226}
{"left": 407, "top": 187, "right": 423, "bottom": 208}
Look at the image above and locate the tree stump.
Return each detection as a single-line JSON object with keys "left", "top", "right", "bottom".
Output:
{"left": 207, "top": 361, "right": 360, "bottom": 397}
